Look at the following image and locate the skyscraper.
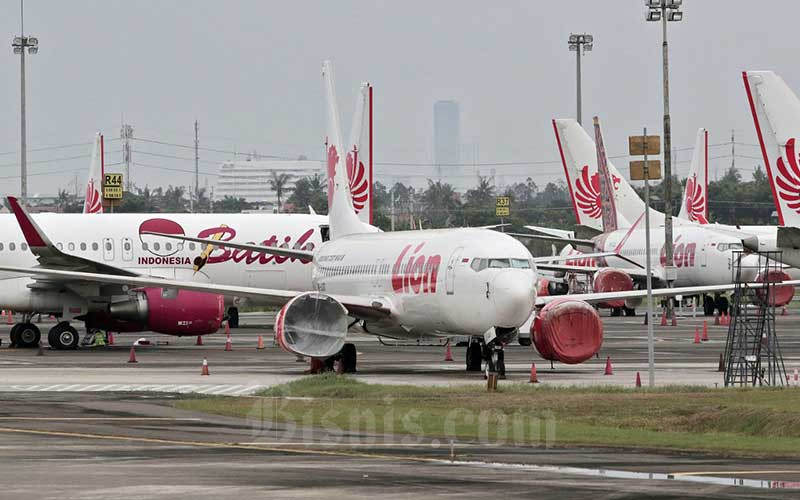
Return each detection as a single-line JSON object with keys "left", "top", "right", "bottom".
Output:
{"left": 433, "top": 100, "right": 460, "bottom": 185}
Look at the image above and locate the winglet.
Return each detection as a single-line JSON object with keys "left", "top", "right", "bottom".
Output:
{"left": 7, "top": 196, "right": 51, "bottom": 249}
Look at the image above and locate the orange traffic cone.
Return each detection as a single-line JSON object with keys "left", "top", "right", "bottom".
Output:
{"left": 196, "top": 335, "right": 203, "bottom": 346}
{"left": 225, "top": 321, "right": 230, "bottom": 336}
{"left": 714, "top": 312, "right": 720, "bottom": 325}
{"left": 257, "top": 335, "right": 265, "bottom": 350}
{"left": 444, "top": 343, "right": 454, "bottom": 362}
{"left": 201, "top": 357, "right": 210, "bottom": 376}
{"left": 635, "top": 371, "right": 642, "bottom": 388}
{"left": 224, "top": 333, "right": 232, "bottom": 351}
{"left": 794, "top": 369, "right": 799, "bottom": 386}
{"left": 693, "top": 328, "right": 701, "bottom": 344}
{"left": 127, "top": 345, "right": 137, "bottom": 363}
{"left": 6, "top": 310, "right": 12, "bottom": 325}
{"left": 660, "top": 310, "right": 667, "bottom": 326}
{"left": 701, "top": 324, "right": 709, "bottom": 342}
{"left": 107, "top": 332, "right": 115, "bottom": 345}
{"left": 671, "top": 314, "right": 678, "bottom": 327}
{"left": 604, "top": 356, "right": 613, "bottom": 375}
{"left": 529, "top": 363, "right": 539, "bottom": 383}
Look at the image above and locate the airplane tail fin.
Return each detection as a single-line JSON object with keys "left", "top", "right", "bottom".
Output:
{"left": 743, "top": 70, "right": 800, "bottom": 227}
{"left": 593, "top": 116, "right": 618, "bottom": 233}
{"left": 679, "top": 128, "right": 709, "bottom": 223}
{"left": 83, "top": 133, "right": 104, "bottom": 214}
{"left": 345, "top": 82, "right": 373, "bottom": 225}
{"left": 322, "top": 61, "right": 371, "bottom": 240}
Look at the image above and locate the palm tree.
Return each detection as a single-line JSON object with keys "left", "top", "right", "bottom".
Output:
{"left": 269, "top": 172, "right": 292, "bottom": 213}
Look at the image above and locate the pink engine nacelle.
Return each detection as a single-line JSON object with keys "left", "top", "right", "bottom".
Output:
{"left": 108, "top": 288, "right": 224, "bottom": 336}
{"left": 532, "top": 297, "right": 603, "bottom": 364}
{"left": 755, "top": 270, "right": 794, "bottom": 307}
{"left": 592, "top": 268, "right": 634, "bottom": 308}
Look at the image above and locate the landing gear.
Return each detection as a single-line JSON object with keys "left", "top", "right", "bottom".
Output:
{"left": 47, "top": 322, "right": 79, "bottom": 350}
{"left": 624, "top": 307, "right": 636, "bottom": 317}
{"left": 9, "top": 322, "right": 40, "bottom": 348}
{"left": 484, "top": 343, "right": 506, "bottom": 379}
{"left": 340, "top": 342, "right": 357, "bottom": 373}
{"left": 227, "top": 307, "right": 239, "bottom": 329}
{"left": 466, "top": 339, "right": 482, "bottom": 371}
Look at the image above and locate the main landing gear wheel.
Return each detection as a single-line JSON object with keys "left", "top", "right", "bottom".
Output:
{"left": 340, "top": 343, "right": 357, "bottom": 373}
{"left": 48, "top": 322, "right": 79, "bottom": 350}
{"left": 9, "top": 323, "right": 22, "bottom": 347}
{"left": 466, "top": 340, "right": 482, "bottom": 372}
{"left": 16, "top": 323, "right": 41, "bottom": 348}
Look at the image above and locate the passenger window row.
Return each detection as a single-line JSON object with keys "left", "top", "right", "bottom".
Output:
{"left": 0, "top": 240, "right": 197, "bottom": 252}
{"left": 319, "top": 263, "right": 391, "bottom": 278}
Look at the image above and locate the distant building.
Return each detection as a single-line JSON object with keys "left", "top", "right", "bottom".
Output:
{"left": 434, "top": 100, "right": 461, "bottom": 186}
{"left": 214, "top": 158, "right": 323, "bottom": 208}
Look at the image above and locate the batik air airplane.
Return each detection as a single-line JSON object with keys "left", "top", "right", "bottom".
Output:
{"left": 6, "top": 63, "right": 793, "bottom": 375}
{"left": 519, "top": 118, "right": 772, "bottom": 313}
{"left": 0, "top": 80, "right": 375, "bottom": 350}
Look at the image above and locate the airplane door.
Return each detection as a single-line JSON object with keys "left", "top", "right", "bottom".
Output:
{"left": 445, "top": 247, "right": 463, "bottom": 295}
{"left": 700, "top": 244, "right": 708, "bottom": 267}
{"left": 121, "top": 237, "right": 133, "bottom": 262}
{"left": 102, "top": 237, "right": 114, "bottom": 261}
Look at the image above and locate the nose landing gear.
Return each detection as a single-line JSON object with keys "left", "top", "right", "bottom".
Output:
{"left": 465, "top": 338, "right": 506, "bottom": 378}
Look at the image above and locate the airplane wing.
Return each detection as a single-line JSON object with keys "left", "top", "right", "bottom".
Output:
{"left": 532, "top": 251, "right": 644, "bottom": 268}
{"left": 7, "top": 196, "right": 139, "bottom": 277}
{"left": 506, "top": 231, "right": 595, "bottom": 248}
{"left": 536, "top": 280, "right": 800, "bottom": 307}
{"left": 524, "top": 225, "right": 574, "bottom": 239}
{"left": 536, "top": 264, "right": 659, "bottom": 281}
{"left": 142, "top": 231, "right": 315, "bottom": 261}
{"left": 0, "top": 264, "right": 392, "bottom": 320}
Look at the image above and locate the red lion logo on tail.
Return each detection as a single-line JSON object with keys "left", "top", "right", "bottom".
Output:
{"left": 684, "top": 174, "right": 708, "bottom": 223}
{"left": 574, "top": 165, "right": 620, "bottom": 220}
{"left": 775, "top": 138, "right": 800, "bottom": 213}
{"left": 85, "top": 179, "right": 103, "bottom": 214}
{"left": 345, "top": 151, "right": 368, "bottom": 214}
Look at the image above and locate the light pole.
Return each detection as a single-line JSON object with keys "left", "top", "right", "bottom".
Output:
{"left": 646, "top": 0, "right": 682, "bottom": 316}
{"left": 568, "top": 33, "right": 593, "bottom": 126}
{"left": 11, "top": 0, "right": 38, "bottom": 203}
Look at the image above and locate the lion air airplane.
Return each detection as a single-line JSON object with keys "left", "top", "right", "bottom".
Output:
{"left": 5, "top": 62, "right": 792, "bottom": 375}
{"left": 518, "top": 118, "right": 778, "bottom": 313}
{"left": 0, "top": 78, "right": 378, "bottom": 350}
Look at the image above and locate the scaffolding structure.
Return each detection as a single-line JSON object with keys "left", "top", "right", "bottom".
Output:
{"left": 724, "top": 251, "right": 788, "bottom": 387}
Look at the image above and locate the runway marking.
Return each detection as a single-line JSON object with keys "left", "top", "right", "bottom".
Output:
{"left": 0, "top": 426, "right": 796, "bottom": 490}
{"left": 0, "top": 417, "right": 202, "bottom": 421}
{"left": 673, "top": 470, "right": 800, "bottom": 476}
{"left": 0, "top": 384, "right": 265, "bottom": 396}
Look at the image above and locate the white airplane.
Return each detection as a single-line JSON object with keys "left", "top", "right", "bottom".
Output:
{"left": 84, "top": 133, "right": 104, "bottom": 214}
{"left": 0, "top": 78, "right": 378, "bottom": 350}
{"left": 4, "top": 62, "right": 793, "bottom": 375}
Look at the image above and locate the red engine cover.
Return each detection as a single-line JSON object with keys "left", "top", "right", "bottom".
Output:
{"left": 537, "top": 279, "right": 550, "bottom": 297}
{"left": 592, "top": 268, "right": 634, "bottom": 308}
{"left": 756, "top": 270, "right": 794, "bottom": 307}
{"left": 532, "top": 298, "right": 603, "bottom": 364}
{"left": 143, "top": 288, "right": 224, "bottom": 335}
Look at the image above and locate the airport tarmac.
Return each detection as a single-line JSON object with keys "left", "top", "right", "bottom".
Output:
{"left": 2, "top": 312, "right": 800, "bottom": 498}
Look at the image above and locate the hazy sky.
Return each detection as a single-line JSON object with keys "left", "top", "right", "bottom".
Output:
{"left": 1, "top": 0, "right": 799, "bottom": 197}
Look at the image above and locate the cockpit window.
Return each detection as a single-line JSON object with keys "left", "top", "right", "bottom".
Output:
{"left": 488, "top": 259, "right": 510, "bottom": 268}
{"left": 510, "top": 258, "right": 531, "bottom": 269}
{"left": 471, "top": 258, "right": 487, "bottom": 272}
{"left": 718, "top": 242, "right": 744, "bottom": 252}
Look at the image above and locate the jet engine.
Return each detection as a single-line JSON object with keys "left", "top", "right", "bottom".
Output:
{"left": 536, "top": 279, "right": 568, "bottom": 297}
{"left": 109, "top": 288, "right": 224, "bottom": 335}
{"left": 532, "top": 297, "right": 603, "bottom": 364}
{"left": 755, "top": 270, "right": 794, "bottom": 307}
{"left": 592, "top": 268, "right": 634, "bottom": 308}
{"left": 274, "top": 292, "right": 348, "bottom": 358}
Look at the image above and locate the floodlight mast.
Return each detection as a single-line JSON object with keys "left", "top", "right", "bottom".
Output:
{"left": 646, "top": 0, "right": 683, "bottom": 318}
{"left": 11, "top": 0, "right": 38, "bottom": 203}
{"left": 567, "top": 33, "right": 593, "bottom": 126}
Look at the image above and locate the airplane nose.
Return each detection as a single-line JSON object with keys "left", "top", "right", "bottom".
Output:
{"left": 492, "top": 270, "right": 536, "bottom": 328}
